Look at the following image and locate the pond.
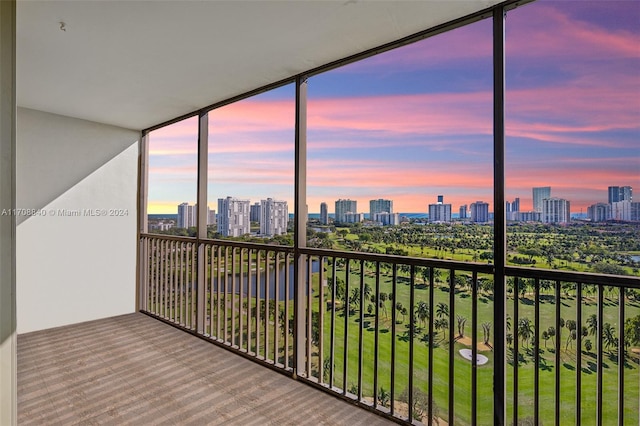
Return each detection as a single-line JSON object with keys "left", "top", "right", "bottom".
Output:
{"left": 211, "top": 259, "right": 321, "bottom": 300}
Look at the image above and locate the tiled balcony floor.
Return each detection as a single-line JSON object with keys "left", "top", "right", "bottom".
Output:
{"left": 18, "top": 312, "right": 394, "bottom": 425}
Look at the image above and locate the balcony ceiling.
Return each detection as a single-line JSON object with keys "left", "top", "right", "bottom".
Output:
{"left": 17, "top": 0, "right": 501, "bottom": 131}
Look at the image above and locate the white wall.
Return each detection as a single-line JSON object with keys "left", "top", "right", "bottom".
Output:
{"left": 16, "top": 108, "right": 139, "bottom": 334}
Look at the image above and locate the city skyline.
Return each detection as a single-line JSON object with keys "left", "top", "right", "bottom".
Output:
{"left": 147, "top": 2, "right": 639, "bottom": 215}
{"left": 164, "top": 183, "right": 634, "bottom": 218}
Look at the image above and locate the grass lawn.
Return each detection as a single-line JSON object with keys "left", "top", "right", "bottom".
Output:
{"left": 306, "top": 264, "right": 640, "bottom": 425}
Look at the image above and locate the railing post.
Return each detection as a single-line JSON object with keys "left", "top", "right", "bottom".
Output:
{"left": 196, "top": 112, "right": 208, "bottom": 334}
{"left": 493, "top": 6, "right": 507, "bottom": 425}
{"left": 294, "top": 76, "right": 308, "bottom": 377}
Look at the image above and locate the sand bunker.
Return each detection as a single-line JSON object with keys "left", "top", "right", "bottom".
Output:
{"left": 459, "top": 349, "right": 489, "bottom": 365}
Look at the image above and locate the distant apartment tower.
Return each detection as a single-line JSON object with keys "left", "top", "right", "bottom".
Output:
{"left": 612, "top": 200, "right": 640, "bottom": 222}
{"left": 178, "top": 203, "right": 215, "bottom": 228}
{"left": 373, "top": 212, "right": 399, "bottom": 226}
{"left": 217, "top": 197, "right": 250, "bottom": 237}
{"left": 370, "top": 199, "right": 393, "bottom": 219}
{"left": 345, "top": 213, "right": 364, "bottom": 223}
{"left": 320, "top": 202, "right": 329, "bottom": 225}
{"left": 250, "top": 202, "right": 261, "bottom": 222}
{"left": 532, "top": 187, "right": 551, "bottom": 213}
{"left": 207, "top": 209, "right": 216, "bottom": 226}
{"left": 587, "top": 203, "right": 611, "bottom": 222}
{"left": 335, "top": 199, "right": 357, "bottom": 223}
{"left": 470, "top": 201, "right": 490, "bottom": 223}
{"left": 506, "top": 198, "right": 520, "bottom": 213}
{"left": 149, "top": 221, "right": 174, "bottom": 231}
{"left": 260, "top": 198, "right": 288, "bottom": 236}
{"left": 459, "top": 205, "right": 468, "bottom": 220}
{"left": 177, "top": 202, "right": 196, "bottom": 228}
{"left": 608, "top": 186, "right": 632, "bottom": 203}
{"left": 542, "top": 198, "right": 570, "bottom": 224}
{"left": 428, "top": 196, "right": 452, "bottom": 222}
{"left": 506, "top": 198, "right": 520, "bottom": 221}
{"left": 517, "top": 211, "right": 542, "bottom": 222}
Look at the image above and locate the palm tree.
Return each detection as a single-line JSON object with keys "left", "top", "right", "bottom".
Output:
{"left": 435, "top": 318, "right": 449, "bottom": 341}
{"left": 541, "top": 330, "right": 549, "bottom": 349}
{"left": 436, "top": 302, "right": 449, "bottom": 320}
{"left": 584, "top": 339, "right": 593, "bottom": 353}
{"left": 547, "top": 326, "right": 556, "bottom": 351}
{"left": 348, "top": 288, "right": 359, "bottom": 314}
{"left": 603, "top": 323, "right": 617, "bottom": 354}
{"left": 401, "top": 307, "right": 408, "bottom": 324}
{"left": 566, "top": 329, "right": 577, "bottom": 350}
{"left": 456, "top": 315, "right": 467, "bottom": 338}
{"left": 379, "top": 292, "right": 388, "bottom": 318}
{"left": 518, "top": 318, "right": 533, "bottom": 349}
{"left": 420, "top": 267, "right": 430, "bottom": 286}
{"left": 565, "top": 319, "right": 577, "bottom": 350}
{"left": 363, "top": 283, "right": 372, "bottom": 302}
{"left": 586, "top": 314, "right": 597, "bottom": 336}
{"left": 396, "top": 302, "right": 404, "bottom": 323}
{"left": 482, "top": 322, "right": 491, "bottom": 345}
{"left": 506, "top": 333, "right": 514, "bottom": 347}
{"left": 416, "top": 301, "right": 429, "bottom": 328}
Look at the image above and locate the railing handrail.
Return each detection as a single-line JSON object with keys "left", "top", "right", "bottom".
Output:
{"left": 506, "top": 265, "right": 640, "bottom": 289}
{"left": 140, "top": 233, "right": 198, "bottom": 243}
{"left": 141, "top": 233, "right": 295, "bottom": 253}
{"left": 141, "top": 234, "right": 640, "bottom": 288}
{"left": 300, "top": 246, "right": 495, "bottom": 273}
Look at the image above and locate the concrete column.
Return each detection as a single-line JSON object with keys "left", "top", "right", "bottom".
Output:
{"left": 196, "top": 112, "right": 208, "bottom": 333}
{"left": 138, "top": 132, "right": 149, "bottom": 311}
{"left": 294, "top": 77, "right": 307, "bottom": 376}
{"left": 0, "top": 0, "right": 17, "bottom": 424}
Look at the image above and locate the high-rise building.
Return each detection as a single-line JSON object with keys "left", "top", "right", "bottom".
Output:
{"left": 532, "top": 187, "right": 551, "bottom": 213}
{"left": 217, "top": 197, "right": 250, "bottom": 237}
{"left": 178, "top": 203, "right": 215, "bottom": 228}
{"left": 260, "top": 198, "right": 288, "bottom": 236}
{"left": 517, "top": 211, "right": 542, "bottom": 222}
{"left": 608, "top": 186, "right": 632, "bottom": 203}
{"left": 345, "top": 212, "right": 364, "bottom": 223}
{"left": 459, "top": 205, "right": 468, "bottom": 220}
{"left": 207, "top": 209, "right": 216, "bottom": 226}
{"left": 506, "top": 198, "right": 520, "bottom": 221}
{"left": 470, "top": 201, "right": 489, "bottom": 223}
{"left": 542, "top": 198, "right": 570, "bottom": 223}
{"left": 587, "top": 203, "right": 611, "bottom": 222}
{"left": 177, "top": 202, "right": 196, "bottom": 228}
{"left": 335, "top": 199, "right": 357, "bottom": 223}
{"left": 250, "top": 202, "right": 261, "bottom": 222}
{"left": 373, "top": 212, "right": 399, "bottom": 226}
{"left": 369, "top": 199, "right": 393, "bottom": 220}
{"left": 506, "top": 198, "right": 520, "bottom": 213}
{"left": 320, "top": 202, "right": 329, "bottom": 225}
{"left": 428, "top": 196, "right": 452, "bottom": 222}
{"left": 612, "top": 200, "right": 640, "bottom": 222}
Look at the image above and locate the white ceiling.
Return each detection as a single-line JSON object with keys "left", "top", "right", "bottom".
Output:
{"left": 17, "top": 0, "right": 502, "bottom": 131}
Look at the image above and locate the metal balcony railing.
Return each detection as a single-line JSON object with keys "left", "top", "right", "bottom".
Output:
{"left": 139, "top": 234, "right": 640, "bottom": 425}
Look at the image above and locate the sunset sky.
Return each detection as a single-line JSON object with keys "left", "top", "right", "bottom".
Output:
{"left": 147, "top": 1, "right": 639, "bottom": 216}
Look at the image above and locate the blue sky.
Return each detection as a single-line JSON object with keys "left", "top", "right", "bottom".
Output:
{"left": 148, "top": 1, "right": 639, "bottom": 215}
